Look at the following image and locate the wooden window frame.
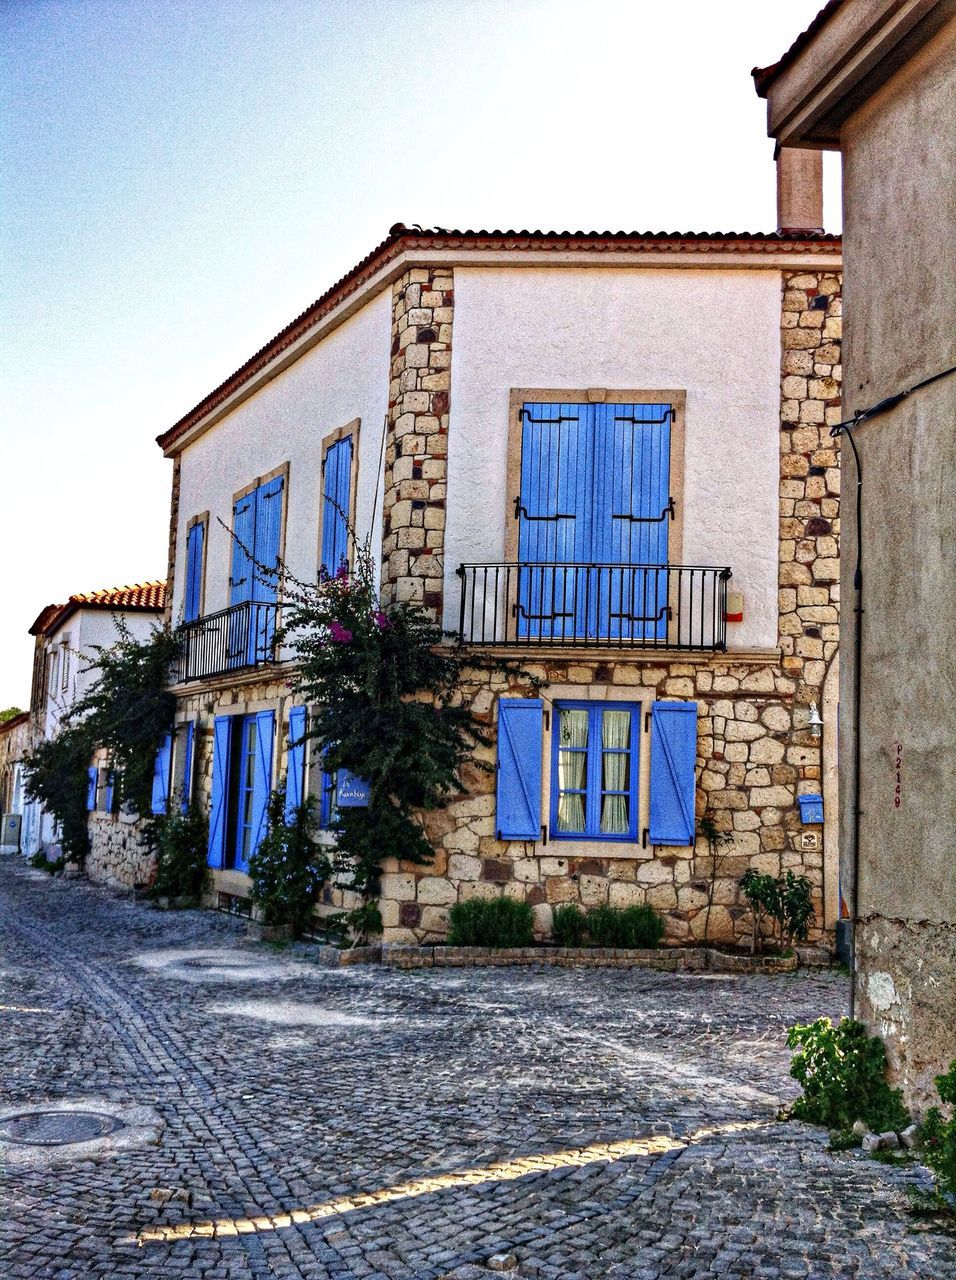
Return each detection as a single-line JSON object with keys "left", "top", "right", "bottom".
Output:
{"left": 549, "top": 699, "right": 641, "bottom": 843}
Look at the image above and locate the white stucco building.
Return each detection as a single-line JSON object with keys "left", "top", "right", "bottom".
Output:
{"left": 155, "top": 192, "right": 844, "bottom": 947}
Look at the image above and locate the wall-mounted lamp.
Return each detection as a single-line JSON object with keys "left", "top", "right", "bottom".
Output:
{"left": 806, "top": 702, "right": 823, "bottom": 738}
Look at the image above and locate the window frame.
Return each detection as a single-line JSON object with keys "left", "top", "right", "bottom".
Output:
{"left": 317, "top": 419, "right": 361, "bottom": 579}
{"left": 230, "top": 462, "right": 290, "bottom": 600}
{"left": 550, "top": 699, "right": 641, "bottom": 843}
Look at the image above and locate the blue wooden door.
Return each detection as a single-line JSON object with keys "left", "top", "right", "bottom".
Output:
{"left": 517, "top": 403, "right": 671, "bottom": 640}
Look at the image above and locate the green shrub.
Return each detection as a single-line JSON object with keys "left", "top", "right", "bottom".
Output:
{"left": 585, "top": 903, "right": 665, "bottom": 949}
{"left": 447, "top": 896, "right": 534, "bottom": 947}
{"left": 552, "top": 903, "right": 587, "bottom": 947}
{"left": 247, "top": 792, "right": 330, "bottom": 937}
{"left": 741, "top": 868, "right": 815, "bottom": 953}
{"left": 151, "top": 806, "right": 210, "bottom": 903}
{"left": 786, "top": 1017, "right": 910, "bottom": 1133}
{"left": 29, "top": 851, "right": 65, "bottom": 875}
{"left": 922, "top": 1059, "right": 956, "bottom": 1196}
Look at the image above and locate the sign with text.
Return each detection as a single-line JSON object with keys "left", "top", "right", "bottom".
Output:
{"left": 336, "top": 771, "right": 371, "bottom": 808}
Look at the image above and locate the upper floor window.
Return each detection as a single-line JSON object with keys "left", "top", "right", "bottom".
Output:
{"left": 229, "top": 471, "right": 286, "bottom": 666}
{"left": 510, "top": 396, "right": 682, "bottom": 642}
{"left": 319, "top": 421, "right": 359, "bottom": 578}
{"left": 183, "top": 516, "right": 207, "bottom": 623}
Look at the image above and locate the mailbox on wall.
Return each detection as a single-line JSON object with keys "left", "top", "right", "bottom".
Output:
{"left": 798, "top": 793, "right": 824, "bottom": 824}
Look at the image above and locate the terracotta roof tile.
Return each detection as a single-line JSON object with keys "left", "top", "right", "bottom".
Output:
{"left": 157, "top": 224, "right": 842, "bottom": 453}
{"left": 29, "top": 581, "right": 166, "bottom": 636}
{"left": 752, "top": 0, "right": 846, "bottom": 96}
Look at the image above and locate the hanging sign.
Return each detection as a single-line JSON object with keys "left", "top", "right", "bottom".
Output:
{"left": 336, "top": 771, "right": 371, "bottom": 808}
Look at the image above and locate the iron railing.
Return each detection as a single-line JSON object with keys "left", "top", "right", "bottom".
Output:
{"left": 174, "top": 600, "right": 279, "bottom": 683}
{"left": 456, "top": 563, "right": 731, "bottom": 650}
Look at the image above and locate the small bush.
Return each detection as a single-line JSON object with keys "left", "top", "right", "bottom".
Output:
{"left": 247, "top": 792, "right": 330, "bottom": 937}
{"left": 29, "top": 851, "right": 65, "bottom": 875}
{"left": 923, "top": 1059, "right": 956, "bottom": 1196}
{"left": 447, "top": 896, "right": 534, "bottom": 947}
{"left": 741, "top": 868, "right": 815, "bottom": 953}
{"left": 552, "top": 903, "right": 587, "bottom": 947}
{"left": 585, "top": 903, "right": 665, "bottom": 949}
{"left": 151, "top": 806, "right": 210, "bottom": 903}
{"left": 786, "top": 1017, "right": 910, "bottom": 1133}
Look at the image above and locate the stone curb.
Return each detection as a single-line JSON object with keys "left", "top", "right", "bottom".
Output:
{"left": 376, "top": 944, "right": 800, "bottom": 974}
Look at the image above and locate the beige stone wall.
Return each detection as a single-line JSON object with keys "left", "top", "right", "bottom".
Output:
{"left": 86, "top": 810, "right": 155, "bottom": 889}
{"left": 380, "top": 268, "right": 453, "bottom": 618}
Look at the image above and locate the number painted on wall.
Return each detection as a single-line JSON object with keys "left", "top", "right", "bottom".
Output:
{"left": 893, "top": 740, "right": 902, "bottom": 809}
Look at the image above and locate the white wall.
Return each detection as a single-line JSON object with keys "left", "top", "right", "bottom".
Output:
{"left": 445, "top": 267, "right": 782, "bottom": 650}
{"left": 173, "top": 291, "right": 391, "bottom": 625}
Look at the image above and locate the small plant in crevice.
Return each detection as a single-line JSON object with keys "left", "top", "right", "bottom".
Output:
{"left": 247, "top": 790, "right": 330, "bottom": 938}
{"left": 552, "top": 903, "right": 587, "bottom": 948}
{"left": 447, "top": 897, "right": 534, "bottom": 948}
{"left": 786, "top": 1017, "right": 910, "bottom": 1134}
{"left": 150, "top": 805, "right": 210, "bottom": 904}
{"left": 741, "top": 868, "right": 814, "bottom": 954}
{"left": 922, "top": 1059, "right": 956, "bottom": 1199}
{"left": 698, "top": 810, "right": 734, "bottom": 944}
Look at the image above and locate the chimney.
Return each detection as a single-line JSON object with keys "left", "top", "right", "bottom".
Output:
{"left": 776, "top": 146, "right": 824, "bottom": 233}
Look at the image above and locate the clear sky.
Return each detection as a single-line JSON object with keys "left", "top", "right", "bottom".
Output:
{"left": 0, "top": 0, "right": 839, "bottom": 709}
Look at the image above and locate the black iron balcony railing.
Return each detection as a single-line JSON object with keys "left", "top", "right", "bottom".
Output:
{"left": 174, "top": 600, "right": 279, "bottom": 683}
{"left": 456, "top": 563, "right": 732, "bottom": 650}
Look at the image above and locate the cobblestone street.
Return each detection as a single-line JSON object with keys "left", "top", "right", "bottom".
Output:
{"left": 1, "top": 859, "right": 953, "bottom": 1280}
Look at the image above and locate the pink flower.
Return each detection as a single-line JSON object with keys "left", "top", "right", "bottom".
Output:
{"left": 328, "top": 621, "right": 353, "bottom": 644}
{"left": 373, "top": 610, "right": 390, "bottom": 630}
{"left": 335, "top": 563, "right": 349, "bottom": 581}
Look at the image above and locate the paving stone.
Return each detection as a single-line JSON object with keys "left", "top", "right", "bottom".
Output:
{"left": 0, "top": 860, "right": 952, "bottom": 1279}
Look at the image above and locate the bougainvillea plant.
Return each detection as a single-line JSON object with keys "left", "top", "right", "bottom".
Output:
{"left": 278, "top": 541, "right": 490, "bottom": 942}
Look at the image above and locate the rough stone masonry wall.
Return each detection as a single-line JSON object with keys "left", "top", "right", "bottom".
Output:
{"left": 86, "top": 811, "right": 155, "bottom": 890}
{"left": 377, "top": 269, "right": 844, "bottom": 948}
{"left": 380, "top": 268, "right": 453, "bottom": 619}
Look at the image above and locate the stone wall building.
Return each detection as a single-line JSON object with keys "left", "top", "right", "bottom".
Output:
{"left": 755, "top": 0, "right": 955, "bottom": 1107}
{"left": 153, "top": 174, "right": 844, "bottom": 950}
{"left": 21, "top": 582, "right": 165, "bottom": 874}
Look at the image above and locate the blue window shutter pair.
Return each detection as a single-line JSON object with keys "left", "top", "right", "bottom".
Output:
{"left": 151, "top": 734, "right": 173, "bottom": 815}
{"left": 496, "top": 699, "right": 543, "bottom": 840}
{"left": 649, "top": 702, "right": 698, "bottom": 846}
{"left": 183, "top": 522, "right": 205, "bottom": 623}
{"left": 285, "top": 705, "right": 307, "bottom": 823}
{"left": 207, "top": 712, "right": 275, "bottom": 870}
{"left": 321, "top": 437, "right": 353, "bottom": 576}
{"left": 86, "top": 767, "right": 98, "bottom": 812}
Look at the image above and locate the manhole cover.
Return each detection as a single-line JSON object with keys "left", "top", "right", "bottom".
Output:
{"left": 180, "top": 957, "right": 249, "bottom": 970}
{"left": 0, "top": 1110, "right": 126, "bottom": 1147}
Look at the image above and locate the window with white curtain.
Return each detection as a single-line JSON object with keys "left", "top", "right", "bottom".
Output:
{"left": 551, "top": 701, "right": 639, "bottom": 841}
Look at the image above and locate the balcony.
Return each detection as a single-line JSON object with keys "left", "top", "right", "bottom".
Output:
{"left": 456, "top": 563, "right": 731, "bottom": 650}
{"left": 174, "top": 601, "right": 279, "bottom": 683}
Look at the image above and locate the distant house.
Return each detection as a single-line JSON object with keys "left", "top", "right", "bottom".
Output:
{"left": 0, "top": 711, "right": 32, "bottom": 853}
{"left": 152, "top": 168, "right": 845, "bottom": 948}
{"left": 21, "top": 582, "right": 165, "bottom": 865}
{"left": 754, "top": 0, "right": 956, "bottom": 1106}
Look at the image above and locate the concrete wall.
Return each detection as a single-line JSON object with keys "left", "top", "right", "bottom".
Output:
{"left": 445, "top": 267, "right": 783, "bottom": 650}
{"left": 173, "top": 291, "right": 391, "bottom": 626}
{"left": 838, "top": 17, "right": 956, "bottom": 1105}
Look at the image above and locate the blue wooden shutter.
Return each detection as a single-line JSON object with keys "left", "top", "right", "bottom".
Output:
{"left": 252, "top": 476, "right": 284, "bottom": 663}
{"left": 246, "top": 709, "right": 275, "bottom": 866}
{"left": 516, "top": 404, "right": 583, "bottom": 639}
{"left": 104, "top": 770, "right": 114, "bottom": 813}
{"left": 321, "top": 437, "right": 353, "bottom": 575}
{"left": 180, "top": 721, "right": 195, "bottom": 814}
{"left": 496, "top": 698, "right": 543, "bottom": 840}
{"left": 86, "top": 766, "right": 98, "bottom": 811}
{"left": 184, "top": 522, "right": 205, "bottom": 623}
{"left": 208, "top": 717, "right": 232, "bottom": 868}
{"left": 649, "top": 702, "right": 698, "bottom": 845}
{"left": 230, "top": 495, "right": 256, "bottom": 606}
{"left": 150, "top": 733, "right": 172, "bottom": 815}
{"left": 285, "top": 705, "right": 306, "bottom": 823}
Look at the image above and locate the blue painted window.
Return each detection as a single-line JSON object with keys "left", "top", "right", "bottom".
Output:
{"left": 86, "top": 766, "right": 98, "bottom": 812}
{"left": 320, "top": 436, "right": 353, "bottom": 577}
{"left": 517, "top": 402, "right": 672, "bottom": 641}
{"left": 229, "top": 475, "right": 285, "bottom": 665}
{"left": 183, "top": 520, "right": 206, "bottom": 623}
{"left": 648, "top": 701, "right": 698, "bottom": 846}
{"left": 207, "top": 711, "right": 275, "bottom": 872}
{"left": 150, "top": 733, "right": 173, "bottom": 815}
{"left": 550, "top": 702, "right": 639, "bottom": 841}
{"left": 285, "top": 705, "right": 307, "bottom": 823}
